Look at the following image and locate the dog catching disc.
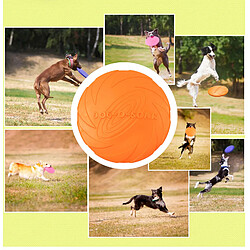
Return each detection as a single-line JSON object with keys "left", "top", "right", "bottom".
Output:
{"left": 185, "top": 127, "right": 196, "bottom": 137}
{"left": 44, "top": 167, "right": 55, "bottom": 173}
{"left": 224, "top": 145, "right": 235, "bottom": 154}
{"left": 145, "top": 36, "right": 160, "bottom": 46}
{"left": 77, "top": 70, "right": 172, "bottom": 164}
{"left": 208, "top": 86, "right": 228, "bottom": 97}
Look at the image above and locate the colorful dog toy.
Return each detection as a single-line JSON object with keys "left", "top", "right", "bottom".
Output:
{"left": 77, "top": 68, "right": 89, "bottom": 78}
{"left": 208, "top": 86, "right": 228, "bottom": 97}
{"left": 185, "top": 127, "right": 196, "bottom": 137}
{"left": 145, "top": 36, "right": 160, "bottom": 47}
{"left": 77, "top": 70, "right": 172, "bottom": 163}
{"left": 44, "top": 166, "right": 55, "bottom": 173}
{"left": 224, "top": 145, "right": 235, "bottom": 154}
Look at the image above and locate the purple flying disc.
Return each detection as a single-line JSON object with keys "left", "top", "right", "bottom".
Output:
{"left": 224, "top": 145, "right": 235, "bottom": 154}
{"left": 145, "top": 36, "right": 160, "bottom": 46}
{"left": 77, "top": 68, "right": 89, "bottom": 78}
{"left": 44, "top": 167, "right": 55, "bottom": 174}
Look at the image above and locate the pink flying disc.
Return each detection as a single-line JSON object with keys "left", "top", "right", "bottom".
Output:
{"left": 44, "top": 167, "right": 55, "bottom": 173}
{"left": 145, "top": 36, "right": 160, "bottom": 46}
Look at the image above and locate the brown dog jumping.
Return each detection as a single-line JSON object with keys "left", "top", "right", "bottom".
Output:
{"left": 34, "top": 53, "right": 82, "bottom": 114}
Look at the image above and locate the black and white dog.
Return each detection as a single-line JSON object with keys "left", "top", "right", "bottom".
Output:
{"left": 144, "top": 29, "right": 172, "bottom": 77}
{"left": 177, "top": 43, "right": 219, "bottom": 107}
{"left": 178, "top": 122, "right": 196, "bottom": 159}
{"left": 194, "top": 154, "right": 234, "bottom": 199}
{"left": 122, "top": 187, "right": 175, "bottom": 217}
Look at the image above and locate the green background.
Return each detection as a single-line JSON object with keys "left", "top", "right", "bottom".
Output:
{"left": 3, "top": 0, "right": 245, "bottom": 247}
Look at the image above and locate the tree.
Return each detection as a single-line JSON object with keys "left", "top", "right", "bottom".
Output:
{"left": 175, "top": 36, "right": 244, "bottom": 97}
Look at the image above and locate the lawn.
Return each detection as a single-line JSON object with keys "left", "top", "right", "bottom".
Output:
{"left": 89, "top": 164, "right": 188, "bottom": 237}
{"left": 171, "top": 74, "right": 244, "bottom": 134}
{"left": 5, "top": 52, "right": 102, "bottom": 126}
{"left": 5, "top": 130, "right": 87, "bottom": 212}
{"left": 5, "top": 163, "right": 87, "bottom": 212}
{"left": 105, "top": 35, "right": 175, "bottom": 84}
{"left": 150, "top": 109, "right": 210, "bottom": 170}
{"left": 190, "top": 169, "right": 244, "bottom": 212}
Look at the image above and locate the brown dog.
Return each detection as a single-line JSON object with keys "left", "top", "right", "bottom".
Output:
{"left": 144, "top": 29, "right": 171, "bottom": 77}
{"left": 34, "top": 54, "right": 82, "bottom": 114}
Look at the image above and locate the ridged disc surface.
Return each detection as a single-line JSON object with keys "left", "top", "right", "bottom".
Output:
{"left": 77, "top": 70, "right": 171, "bottom": 163}
{"left": 208, "top": 86, "right": 228, "bottom": 97}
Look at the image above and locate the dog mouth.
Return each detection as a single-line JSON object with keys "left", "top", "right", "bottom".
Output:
{"left": 208, "top": 54, "right": 215, "bottom": 59}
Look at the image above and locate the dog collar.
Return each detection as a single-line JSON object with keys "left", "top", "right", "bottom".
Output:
{"left": 67, "top": 58, "right": 74, "bottom": 68}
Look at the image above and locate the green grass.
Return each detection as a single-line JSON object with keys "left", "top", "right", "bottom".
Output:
{"left": 5, "top": 163, "right": 87, "bottom": 212}
{"left": 150, "top": 134, "right": 210, "bottom": 170}
{"left": 105, "top": 35, "right": 174, "bottom": 83}
{"left": 190, "top": 187, "right": 244, "bottom": 196}
{"left": 5, "top": 88, "right": 75, "bottom": 102}
{"left": 170, "top": 86, "right": 244, "bottom": 134}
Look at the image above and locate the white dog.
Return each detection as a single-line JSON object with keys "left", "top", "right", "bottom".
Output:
{"left": 177, "top": 43, "right": 219, "bottom": 107}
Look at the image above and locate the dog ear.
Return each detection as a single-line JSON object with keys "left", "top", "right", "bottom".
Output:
{"left": 144, "top": 30, "right": 149, "bottom": 36}
{"left": 158, "top": 186, "right": 162, "bottom": 191}
{"left": 201, "top": 46, "right": 209, "bottom": 55}
{"left": 210, "top": 43, "right": 217, "bottom": 51}
{"left": 153, "top": 28, "right": 158, "bottom": 34}
{"left": 73, "top": 54, "right": 78, "bottom": 60}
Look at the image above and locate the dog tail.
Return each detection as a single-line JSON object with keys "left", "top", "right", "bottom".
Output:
{"left": 164, "top": 42, "right": 171, "bottom": 53}
{"left": 122, "top": 196, "right": 136, "bottom": 205}
{"left": 177, "top": 79, "right": 188, "bottom": 88}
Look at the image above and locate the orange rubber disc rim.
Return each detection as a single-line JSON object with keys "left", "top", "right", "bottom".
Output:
{"left": 185, "top": 127, "right": 196, "bottom": 137}
{"left": 208, "top": 86, "right": 228, "bottom": 97}
{"left": 77, "top": 70, "right": 171, "bottom": 163}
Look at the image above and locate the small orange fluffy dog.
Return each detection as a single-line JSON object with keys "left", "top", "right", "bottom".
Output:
{"left": 8, "top": 161, "right": 52, "bottom": 181}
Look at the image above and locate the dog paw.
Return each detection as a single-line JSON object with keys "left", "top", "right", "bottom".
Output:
{"left": 169, "top": 212, "right": 176, "bottom": 218}
{"left": 40, "top": 110, "right": 44, "bottom": 114}
{"left": 45, "top": 111, "right": 48, "bottom": 114}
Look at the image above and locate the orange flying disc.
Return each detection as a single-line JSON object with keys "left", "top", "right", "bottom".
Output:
{"left": 185, "top": 127, "right": 196, "bottom": 137}
{"left": 77, "top": 70, "right": 171, "bottom": 163}
{"left": 208, "top": 86, "right": 228, "bottom": 97}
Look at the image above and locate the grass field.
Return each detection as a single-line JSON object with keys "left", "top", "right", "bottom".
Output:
{"left": 89, "top": 163, "right": 188, "bottom": 237}
{"left": 5, "top": 52, "right": 102, "bottom": 126}
{"left": 5, "top": 130, "right": 87, "bottom": 212}
{"left": 190, "top": 152, "right": 244, "bottom": 212}
{"left": 150, "top": 109, "right": 210, "bottom": 170}
{"left": 172, "top": 73, "right": 244, "bottom": 134}
{"left": 105, "top": 35, "right": 175, "bottom": 84}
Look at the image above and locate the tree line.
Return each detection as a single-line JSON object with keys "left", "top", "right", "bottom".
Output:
{"left": 211, "top": 139, "right": 244, "bottom": 153}
{"left": 175, "top": 36, "right": 244, "bottom": 97}
{"left": 5, "top": 28, "right": 103, "bottom": 60}
{"left": 105, "top": 15, "right": 174, "bottom": 43}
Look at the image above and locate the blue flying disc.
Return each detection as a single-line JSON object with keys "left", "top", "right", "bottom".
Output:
{"left": 224, "top": 145, "right": 235, "bottom": 154}
{"left": 77, "top": 68, "right": 88, "bottom": 78}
